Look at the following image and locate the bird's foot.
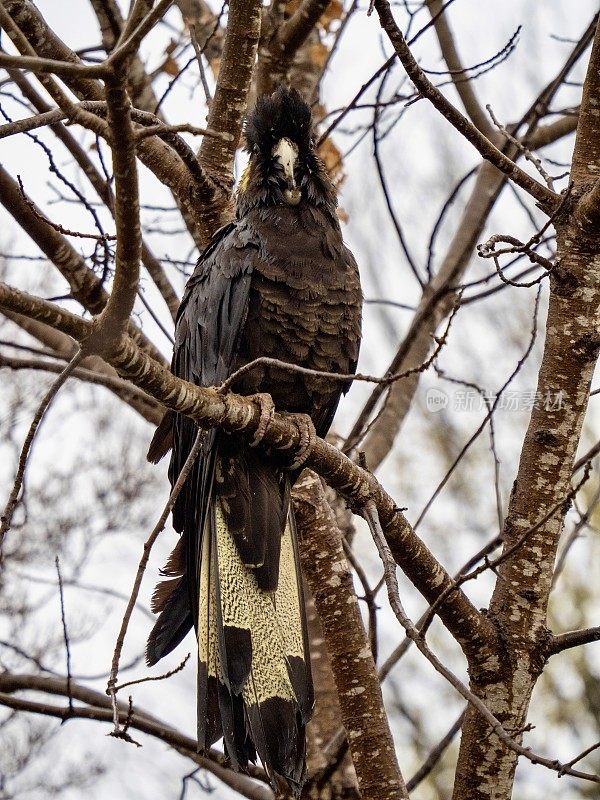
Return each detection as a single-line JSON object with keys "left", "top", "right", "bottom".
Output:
{"left": 282, "top": 412, "right": 317, "bottom": 471}
{"left": 248, "top": 393, "right": 276, "bottom": 447}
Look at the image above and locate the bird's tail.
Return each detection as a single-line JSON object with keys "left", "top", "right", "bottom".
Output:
{"left": 198, "top": 495, "right": 313, "bottom": 793}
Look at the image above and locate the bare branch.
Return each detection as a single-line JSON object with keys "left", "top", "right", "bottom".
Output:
{"left": 0, "top": 351, "right": 84, "bottom": 548}
{"left": 0, "top": 352, "right": 163, "bottom": 424}
{"left": 0, "top": 673, "right": 272, "bottom": 800}
{"left": 425, "top": 0, "right": 492, "bottom": 134}
{"left": 106, "top": 428, "right": 205, "bottom": 735}
{"left": 548, "top": 627, "right": 600, "bottom": 656}
{"left": 362, "top": 501, "right": 600, "bottom": 786}
{"left": 0, "top": 165, "right": 166, "bottom": 365}
{"left": 0, "top": 280, "right": 495, "bottom": 663}
{"left": 294, "top": 472, "right": 408, "bottom": 799}
{"left": 406, "top": 709, "right": 465, "bottom": 792}
{"left": 373, "top": 0, "right": 561, "bottom": 212}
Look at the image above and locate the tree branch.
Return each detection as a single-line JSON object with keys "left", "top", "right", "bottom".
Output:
{"left": 0, "top": 673, "right": 272, "bottom": 800}
{"left": 548, "top": 627, "right": 600, "bottom": 656}
{"left": 425, "top": 0, "right": 492, "bottom": 135}
{"left": 0, "top": 0, "right": 207, "bottom": 248}
{"left": 195, "top": 0, "right": 262, "bottom": 241}
{"left": 294, "top": 472, "right": 408, "bottom": 799}
{"left": 348, "top": 35, "right": 588, "bottom": 468}
{"left": 373, "top": 0, "right": 560, "bottom": 213}
{"left": 0, "top": 351, "right": 84, "bottom": 546}
{"left": 279, "top": 0, "right": 330, "bottom": 54}
{"left": 84, "top": 67, "right": 141, "bottom": 355}
{"left": 0, "top": 280, "right": 496, "bottom": 665}
{"left": 453, "top": 16, "right": 600, "bottom": 799}
{"left": 0, "top": 352, "right": 162, "bottom": 424}
{"left": 0, "top": 164, "right": 166, "bottom": 365}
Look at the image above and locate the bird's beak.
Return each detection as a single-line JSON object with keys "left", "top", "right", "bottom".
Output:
{"left": 273, "top": 137, "right": 302, "bottom": 206}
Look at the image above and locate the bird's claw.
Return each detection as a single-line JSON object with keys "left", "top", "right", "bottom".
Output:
{"left": 284, "top": 412, "right": 317, "bottom": 471}
{"left": 249, "top": 393, "right": 276, "bottom": 447}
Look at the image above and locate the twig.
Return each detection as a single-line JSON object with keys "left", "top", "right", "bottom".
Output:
{"left": 317, "top": 0, "right": 460, "bottom": 145}
{"left": 0, "top": 674, "right": 272, "bottom": 799}
{"left": 342, "top": 538, "right": 380, "bottom": 661}
{"left": 378, "top": 534, "right": 503, "bottom": 683}
{"left": 486, "top": 103, "right": 557, "bottom": 190}
{"left": 16, "top": 176, "right": 116, "bottom": 241}
{"left": 120, "top": 695, "right": 140, "bottom": 746}
{"left": 54, "top": 556, "right": 73, "bottom": 715}
{"left": 135, "top": 122, "right": 229, "bottom": 140}
{"left": 552, "top": 485, "right": 600, "bottom": 587}
{"left": 0, "top": 350, "right": 84, "bottom": 550}
{"left": 413, "top": 286, "right": 541, "bottom": 530}
{"left": 189, "top": 23, "right": 212, "bottom": 104}
{"left": 0, "top": 354, "right": 163, "bottom": 424}
{"left": 557, "top": 738, "right": 600, "bottom": 775}
{"left": 106, "top": 427, "right": 205, "bottom": 737}
{"left": 106, "top": 0, "right": 176, "bottom": 68}
{"left": 113, "top": 653, "right": 190, "bottom": 692}
{"left": 372, "top": 68, "right": 423, "bottom": 286}
{"left": 421, "top": 462, "right": 592, "bottom": 629}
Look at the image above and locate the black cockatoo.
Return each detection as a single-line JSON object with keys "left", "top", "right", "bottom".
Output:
{"left": 146, "top": 85, "right": 362, "bottom": 793}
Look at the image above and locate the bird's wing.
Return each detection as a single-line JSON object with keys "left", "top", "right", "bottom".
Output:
{"left": 146, "top": 221, "right": 255, "bottom": 665}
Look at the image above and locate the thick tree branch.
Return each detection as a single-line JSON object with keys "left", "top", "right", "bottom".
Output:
{"left": 85, "top": 68, "right": 141, "bottom": 355}
{"left": 294, "top": 472, "right": 408, "bottom": 800}
{"left": 0, "top": 280, "right": 496, "bottom": 665}
{"left": 195, "top": 0, "right": 262, "bottom": 240}
{"left": 279, "top": 0, "right": 330, "bottom": 54}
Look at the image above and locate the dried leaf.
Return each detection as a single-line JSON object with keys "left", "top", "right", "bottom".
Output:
{"left": 309, "top": 42, "right": 328, "bottom": 69}
{"left": 320, "top": 0, "right": 344, "bottom": 31}
{"left": 160, "top": 55, "right": 180, "bottom": 76}
{"left": 318, "top": 137, "right": 343, "bottom": 181}
{"left": 165, "top": 37, "right": 178, "bottom": 56}
{"left": 209, "top": 57, "right": 221, "bottom": 79}
{"left": 312, "top": 103, "right": 328, "bottom": 126}
{"left": 285, "top": 0, "right": 342, "bottom": 31}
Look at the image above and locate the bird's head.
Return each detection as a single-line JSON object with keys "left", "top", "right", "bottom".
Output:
{"left": 237, "top": 85, "right": 336, "bottom": 212}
